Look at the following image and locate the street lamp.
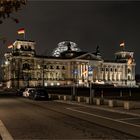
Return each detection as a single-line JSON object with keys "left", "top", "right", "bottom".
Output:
{"left": 71, "top": 68, "right": 78, "bottom": 101}
{"left": 88, "top": 65, "right": 94, "bottom": 104}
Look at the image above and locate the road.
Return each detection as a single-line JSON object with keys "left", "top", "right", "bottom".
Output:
{"left": 0, "top": 94, "right": 139, "bottom": 139}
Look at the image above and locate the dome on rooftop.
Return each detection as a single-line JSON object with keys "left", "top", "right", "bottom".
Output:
{"left": 52, "top": 41, "right": 81, "bottom": 57}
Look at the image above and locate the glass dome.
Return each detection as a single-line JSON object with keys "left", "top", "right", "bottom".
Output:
{"left": 52, "top": 41, "right": 81, "bottom": 57}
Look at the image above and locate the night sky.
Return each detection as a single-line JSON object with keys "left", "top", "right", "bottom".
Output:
{"left": 0, "top": 1, "right": 140, "bottom": 74}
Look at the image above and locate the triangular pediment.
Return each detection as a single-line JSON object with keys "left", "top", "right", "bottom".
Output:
{"left": 74, "top": 53, "right": 101, "bottom": 60}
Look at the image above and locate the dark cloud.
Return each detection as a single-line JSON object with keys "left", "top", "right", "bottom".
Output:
{"left": 1, "top": 1, "right": 140, "bottom": 73}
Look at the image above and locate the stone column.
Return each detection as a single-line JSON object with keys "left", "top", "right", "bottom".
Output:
{"left": 78, "top": 63, "right": 81, "bottom": 79}
{"left": 132, "top": 64, "right": 135, "bottom": 80}
{"left": 86, "top": 64, "right": 88, "bottom": 79}
{"left": 80, "top": 64, "right": 83, "bottom": 77}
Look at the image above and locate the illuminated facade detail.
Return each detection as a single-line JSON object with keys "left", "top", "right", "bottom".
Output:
{"left": 52, "top": 41, "right": 81, "bottom": 57}
{"left": 1, "top": 40, "right": 136, "bottom": 88}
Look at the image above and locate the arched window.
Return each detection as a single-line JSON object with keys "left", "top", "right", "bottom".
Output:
{"left": 20, "top": 45, "right": 24, "bottom": 50}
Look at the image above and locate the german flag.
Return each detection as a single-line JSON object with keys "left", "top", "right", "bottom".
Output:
{"left": 8, "top": 44, "right": 13, "bottom": 49}
{"left": 120, "top": 42, "right": 125, "bottom": 47}
{"left": 17, "top": 28, "right": 25, "bottom": 34}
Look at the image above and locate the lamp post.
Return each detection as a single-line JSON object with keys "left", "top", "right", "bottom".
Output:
{"left": 88, "top": 65, "right": 94, "bottom": 104}
{"left": 71, "top": 68, "right": 78, "bottom": 101}
{"left": 89, "top": 81, "right": 92, "bottom": 104}
{"left": 72, "top": 79, "right": 75, "bottom": 100}
{"left": 88, "top": 80, "right": 94, "bottom": 104}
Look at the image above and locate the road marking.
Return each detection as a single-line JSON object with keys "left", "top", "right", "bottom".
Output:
{"left": 118, "top": 117, "right": 140, "bottom": 121}
{"left": 0, "top": 120, "right": 14, "bottom": 140}
{"left": 56, "top": 100, "right": 140, "bottom": 117}
{"left": 66, "top": 107, "right": 140, "bottom": 128}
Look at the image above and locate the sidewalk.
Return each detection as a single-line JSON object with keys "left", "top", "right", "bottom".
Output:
{"left": 55, "top": 100, "right": 140, "bottom": 117}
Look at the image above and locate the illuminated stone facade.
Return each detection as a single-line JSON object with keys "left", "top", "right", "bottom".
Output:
{"left": 1, "top": 40, "right": 136, "bottom": 88}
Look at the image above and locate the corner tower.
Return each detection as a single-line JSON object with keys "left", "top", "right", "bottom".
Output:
{"left": 115, "top": 47, "right": 136, "bottom": 86}
{"left": 12, "top": 40, "right": 36, "bottom": 57}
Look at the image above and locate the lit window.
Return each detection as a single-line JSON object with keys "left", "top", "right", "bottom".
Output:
{"left": 57, "top": 83, "right": 60, "bottom": 86}
{"left": 45, "top": 83, "right": 48, "bottom": 87}
{"left": 20, "top": 45, "right": 24, "bottom": 50}
{"left": 37, "top": 65, "right": 41, "bottom": 69}
{"left": 5, "top": 61, "right": 9, "bottom": 65}
{"left": 51, "top": 83, "right": 54, "bottom": 86}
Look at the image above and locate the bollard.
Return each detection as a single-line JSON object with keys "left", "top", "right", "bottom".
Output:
{"left": 77, "top": 96, "right": 81, "bottom": 102}
{"left": 86, "top": 97, "right": 90, "bottom": 104}
{"left": 58, "top": 95, "right": 61, "bottom": 100}
{"left": 48, "top": 94, "right": 51, "bottom": 99}
{"left": 124, "top": 101, "right": 135, "bottom": 110}
{"left": 96, "top": 98, "right": 103, "bottom": 105}
{"left": 64, "top": 95, "right": 67, "bottom": 101}
{"left": 108, "top": 100, "right": 117, "bottom": 107}
{"left": 64, "top": 95, "right": 71, "bottom": 101}
{"left": 77, "top": 96, "right": 84, "bottom": 102}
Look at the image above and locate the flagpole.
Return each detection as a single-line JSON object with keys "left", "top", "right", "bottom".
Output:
{"left": 122, "top": 43, "right": 125, "bottom": 51}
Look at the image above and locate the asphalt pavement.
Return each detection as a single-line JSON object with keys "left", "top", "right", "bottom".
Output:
{"left": 0, "top": 94, "right": 139, "bottom": 139}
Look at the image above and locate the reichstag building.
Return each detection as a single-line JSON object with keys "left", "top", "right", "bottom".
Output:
{"left": 1, "top": 40, "right": 136, "bottom": 88}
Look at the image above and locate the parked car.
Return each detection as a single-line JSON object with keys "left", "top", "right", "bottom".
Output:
{"left": 23, "top": 88, "right": 36, "bottom": 97}
{"left": 28, "top": 88, "right": 48, "bottom": 100}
